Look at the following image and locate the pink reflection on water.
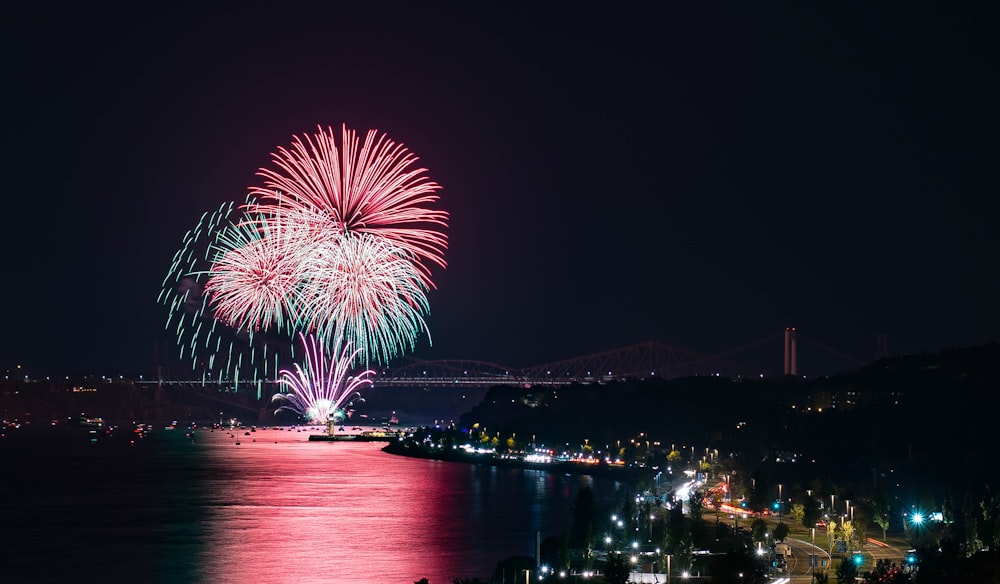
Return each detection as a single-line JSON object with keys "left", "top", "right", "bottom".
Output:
{"left": 197, "top": 428, "right": 490, "bottom": 583}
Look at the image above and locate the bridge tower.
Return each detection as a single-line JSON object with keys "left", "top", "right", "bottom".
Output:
{"left": 876, "top": 334, "right": 888, "bottom": 359}
{"left": 783, "top": 327, "right": 798, "bottom": 376}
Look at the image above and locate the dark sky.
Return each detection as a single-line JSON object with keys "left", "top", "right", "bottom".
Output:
{"left": 3, "top": 1, "right": 998, "bottom": 377}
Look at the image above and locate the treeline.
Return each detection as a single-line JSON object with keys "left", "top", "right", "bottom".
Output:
{"left": 458, "top": 343, "right": 1000, "bottom": 500}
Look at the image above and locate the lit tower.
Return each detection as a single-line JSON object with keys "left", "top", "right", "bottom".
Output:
{"left": 783, "top": 327, "right": 798, "bottom": 376}
{"left": 876, "top": 334, "right": 888, "bottom": 359}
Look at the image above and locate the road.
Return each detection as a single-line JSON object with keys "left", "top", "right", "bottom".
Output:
{"left": 769, "top": 537, "right": 905, "bottom": 583}
{"left": 777, "top": 537, "right": 831, "bottom": 582}
{"left": 862, "top": 537, "right": 906, "bottom": 568}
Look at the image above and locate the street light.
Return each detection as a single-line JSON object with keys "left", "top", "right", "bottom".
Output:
{"left": 778, "top": 483, "right": 783, "bottom": 522}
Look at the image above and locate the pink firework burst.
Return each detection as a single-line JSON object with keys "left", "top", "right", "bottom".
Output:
{"left": 271, "top": 333, "right": 375, "bottom": 425}
{"left": 302, "top": 231, "right": 431, "bottom": 366}
{"left": 203, "top": 208, "right": 326, "bottom": 332}
{"left": 249, "top": 124, "right": 448, "bottom": 287}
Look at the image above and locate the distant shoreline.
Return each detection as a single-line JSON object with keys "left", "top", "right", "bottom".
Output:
{"left": 381, "top": 440, "right": 654, "bottom": 481}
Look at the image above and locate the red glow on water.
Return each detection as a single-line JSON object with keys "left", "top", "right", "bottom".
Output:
{"left": 7, "top": 426, "right": 615, "bottom": 582}
{"left": 196, "top": 429, "right": 531, "bottom": 582}
{"left": 197, "top": 434, "right": 453, "bottom": 581}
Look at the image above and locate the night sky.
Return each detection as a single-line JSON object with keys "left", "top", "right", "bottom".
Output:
{"left": 4, "top": 2, "right": 998, "bottom": 377}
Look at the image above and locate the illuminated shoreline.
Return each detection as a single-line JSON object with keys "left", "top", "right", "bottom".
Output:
{"left": 381, "top": 439, "right": 655, "bottom": 481}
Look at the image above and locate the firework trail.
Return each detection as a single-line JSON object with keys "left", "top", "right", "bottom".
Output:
{"left": 250, "top": 124, "right": 448, "bottom": 287}
{"left": 271, "top": 333, "right": 374, "bottom": 424}
{"left": 157, "top": 198, "right": 290, "bottom": 387}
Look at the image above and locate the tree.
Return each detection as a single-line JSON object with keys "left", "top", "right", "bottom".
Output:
{"left": 585, "top": 523, "right": 597, "bottom": 570}
{"left": 941, "top": 495, "right": 957, "bottom": 544}
{"left": 836, "top": 557, "right": 858, "bottom": 582}
{"left": 618, "top": 490, "right": 636, "bottom": 535}
{"left": 803, "top": 495, "right": 822, "bottom": 530}
{"left": 863, "top": 558, "right": 909, "bottom": 584}
{"left": 707, "top": 550, "right": 767, "bottom": 584}
{"left": 570, "top": 487, "right": 596, "bottom": 549}
{"left": 603, "top": 553, "right": 630, "bottom": 584}
{"left": 773, "top": 522, "right": 790, "bottom": 542}
{"left": 963, "top": 491, "right": 983, "bottom": 556}
{"left": 665, "top": 497, "right": 686, "bottom": 552}
{"left": 689, "top": 489, "right": 705, "bottom": 523}
{"left": 661, "top": 499, "right": 696, "bottom": 572}
{"left": 750, "top": 518, "right": 767, "bottom": 544}
{"left": 790, "top": 502, "right": 805, "bottom": 525}
{"left": 873, "top": 507, "right": 890, "bottom": 541}
{"left": 746, "top": 470, "right": 769, "bottom": 512}
{"left": 674, "top": 530, "right": 695, "bottom": 576}
{"left": 539, "top": 535, "right": 569, "bottom": 571}
{"left": 841, "top": 520, "right": 856, "bottom": 555}
{"left": 981, "top": 487, "right": 1000, "bottom": 551}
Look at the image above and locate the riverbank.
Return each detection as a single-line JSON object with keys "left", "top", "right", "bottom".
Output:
{"left": 382, "top": 440, "right": 655, "bottom": 481}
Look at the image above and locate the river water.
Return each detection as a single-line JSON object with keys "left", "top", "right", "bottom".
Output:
{"left": 5, "top": 425, "right": 627, "bottom": 584}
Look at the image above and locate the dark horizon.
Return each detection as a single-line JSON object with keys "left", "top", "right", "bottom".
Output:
{"left": 4, "top": 2, "right": 998, "bottom": 377}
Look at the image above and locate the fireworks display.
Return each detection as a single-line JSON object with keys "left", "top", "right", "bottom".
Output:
{"left": 159, "top": 125, "right": 447, "bottom": 420}
{"left": 271, "top": 333, "right": 374, "bottom": 424}
{"left": 250, "top": 125, "right": 448, "bottom": 287}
